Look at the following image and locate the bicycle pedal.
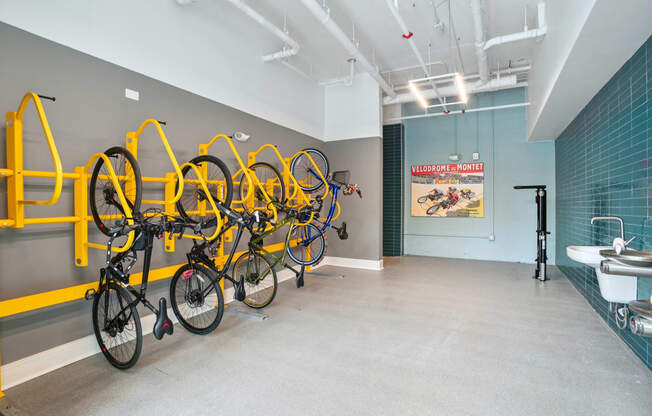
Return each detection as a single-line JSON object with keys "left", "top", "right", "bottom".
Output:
{"left": 337, "top": 222, "right": 348, "bottom": 240}
{"left": 153, "top": 298, "right": 174, "bottom": 340}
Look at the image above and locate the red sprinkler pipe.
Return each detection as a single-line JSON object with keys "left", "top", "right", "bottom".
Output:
{"left": 402, "top": 32, "right": 413, "bottom": 39}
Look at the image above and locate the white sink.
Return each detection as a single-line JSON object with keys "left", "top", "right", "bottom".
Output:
{"left": 566, "top": 245, "right": 637, "bottom": 303}
{"left": 567, "top": 245, "right": 610, "bottom": 268}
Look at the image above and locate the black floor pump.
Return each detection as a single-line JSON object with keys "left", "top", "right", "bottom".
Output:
{"left": 514, "top": 185, "right": 549, "bottom": 281}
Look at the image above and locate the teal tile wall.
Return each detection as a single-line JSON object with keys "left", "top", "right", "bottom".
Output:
{"left": 383, "top": 124, "right": 403, "bottom": 256}
{"left": 556, "top": 36, "right": 652, "bottom": 370}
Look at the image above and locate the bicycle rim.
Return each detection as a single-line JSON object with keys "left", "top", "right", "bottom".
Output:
{"left": 239, "top": 162, "right": 286, "bottom": 211}
{"left": 92, "top": 283, "right": 142, "bottom": 369}
{"left": 290, "top": 148, "right": 329, "bottom": 192}
{"left": 170, "top": 264, "right": 224, "bottom": 335}
{"left": 233, "top": 252, "right": 277, "bottom": 309}
{"left": 176, "top": 155, "right": 233, "bottom": 224}
{"left": 90, "top": 147, "right": 142, "bottom": 236}
{"left": 288, "top": 223, "right": 325, "bottom": 266}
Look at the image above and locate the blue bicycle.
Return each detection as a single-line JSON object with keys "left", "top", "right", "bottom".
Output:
{"left": 287, "top": 149, "right": 362, "bottom": 266}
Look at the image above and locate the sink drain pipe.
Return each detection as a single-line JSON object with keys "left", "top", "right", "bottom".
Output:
{"left": 630, "top": 315, "right": 652, "bottom": 337}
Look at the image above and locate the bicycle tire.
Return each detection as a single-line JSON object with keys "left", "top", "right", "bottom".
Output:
{"left": 290, "top": 148, "right": 329, "bottom": 192}
{"left": 90, "top": 147, "right": 142, "bottom": 236}
{"left": 92, "top": 282, "right": 142, "bottom": 369}
{"left": 232, "top": 251, "right": 278, "bottom": 309}
{"left": 176, "top": 155, "right": 233, "bottom": 224}
{"left": 417, "top": 196, "right": 428, "bottom": 204}
{"left": 287, "top": 223, "right": 326, "bottom": 266}
{"left": 426, "top": 205, "right": 440, "bottom": 216}
{"left": 239, "top": 162, "right": 286, "bottom": 211}
{"left": 170, "top": 263, "right": 224, "bottom": 335}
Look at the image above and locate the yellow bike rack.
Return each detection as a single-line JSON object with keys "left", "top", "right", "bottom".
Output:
{"left": 0, "top": 94, "right": 300, "bottom": 397}
{"left": 1, "top": 93, "right": 63, "bottom": 228}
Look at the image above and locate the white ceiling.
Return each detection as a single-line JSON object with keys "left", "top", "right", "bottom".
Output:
{"left": 228, "top": 0, "right": 544, "bottom": 85}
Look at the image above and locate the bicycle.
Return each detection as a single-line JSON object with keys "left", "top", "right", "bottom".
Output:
{"left": 170, "top": 199, "right": 318, "bottom": 335}
{"left": 289, "top": 149, "right": 362, "bottom": 266}
{"left": 84, "top": 210, "right": 199, "bottom": 369}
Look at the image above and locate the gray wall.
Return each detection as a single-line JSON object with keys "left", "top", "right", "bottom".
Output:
{"left": 323, "top": 137, "right": 382, "bottom": 261}
{"left": 0, "top": 23, "right": 323, "bottom": 363}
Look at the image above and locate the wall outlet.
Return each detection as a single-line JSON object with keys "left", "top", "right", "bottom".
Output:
{"left": 473, "top": 152, "right": 480, "bottom": 160}
{"left": 125, "top": 88, "right": 139, "bottom": 101}
{"left": 488, "top": 233, "right": 495, "bottom": 241}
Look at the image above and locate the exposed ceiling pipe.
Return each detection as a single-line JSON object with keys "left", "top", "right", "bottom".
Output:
{"left": 382, "top": 61, "right": 448, "bottom": 75}
{"left": 392, "top": 65, "right": 530, "bottom": 90}
{"left": 383, "top": 75, "right": 519, "bottom": 105}
{"left": 469, "top": 0, "right": 489, "bottom": 84}
{"left": 299, "top": 0, "right": 396, "bottom": 97}
{"left": 384, "top": 0, "right": 447, "bottom": 110}
{"left": 221, "top": 0, "right": 300, "bottom": 62}
{"left": 385, "top": 101, "right": 530, "bottom": 123}
{"left": 484, "top": 3, "right": 547, "bottom": 50}
{"left": 429, "top": 0, "right": 445, "bottom": 31}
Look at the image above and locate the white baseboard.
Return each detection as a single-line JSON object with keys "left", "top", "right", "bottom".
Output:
{"left": 1, "top": 269, "right": 297, "bottom": 392}
{"left": 313, "top": 256, "right": 383, "bottom": 271}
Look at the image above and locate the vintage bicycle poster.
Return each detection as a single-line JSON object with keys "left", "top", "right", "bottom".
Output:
{"left": 411, "top": 162, "right": 484, "bottom": 217}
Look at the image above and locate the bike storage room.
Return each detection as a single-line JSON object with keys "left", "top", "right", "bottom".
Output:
{"left": 0, "top": 1, "right": 651, "bottom": 415}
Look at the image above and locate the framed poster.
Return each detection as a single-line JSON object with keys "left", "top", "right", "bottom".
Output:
{"left": 411, "top": 162, "right": 484, "bottom": 217}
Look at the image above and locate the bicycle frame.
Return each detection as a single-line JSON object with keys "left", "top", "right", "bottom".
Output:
{"left": 99, "top": 228, "right": 161, "bottom": 328}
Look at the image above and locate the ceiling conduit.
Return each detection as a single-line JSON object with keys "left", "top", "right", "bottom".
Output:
{"left": 384, "top": 0, "right": 447, "bottom": 110}
{"left": 177, "top": 0, "right": 300, "bottom": 63}
{"left": 484, "top": 2, "right": 547, "bottom": 50}
{"left": 224, "top": 0, "right": 300, "bottom": 62}
{"left": 299, "top": 0, "right": 397, "bottom": 98}
{"left": 470, "top": 0, "right": 489, "bottom": 84}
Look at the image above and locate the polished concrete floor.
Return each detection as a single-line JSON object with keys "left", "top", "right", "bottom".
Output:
{"left": 5, "top": 256, "right": 652, "bottom": 415}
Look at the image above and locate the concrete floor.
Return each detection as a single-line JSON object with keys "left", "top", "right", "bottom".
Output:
{"left": 4, "top": 256, "right": 652, "bottom": 415}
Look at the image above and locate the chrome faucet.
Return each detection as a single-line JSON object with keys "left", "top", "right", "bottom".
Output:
{"left": 591, "top": 216, "right": 636, "bottom": 253}
{"left": 590, "top": 216, "right": 624, "bottom": 239}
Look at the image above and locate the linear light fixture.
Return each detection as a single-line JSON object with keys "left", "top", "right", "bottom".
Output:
{"left": 454, "top": 73, "right": 468, "bottom": 103}
{"left": 408, "top": 82, "right": 429, "bottom": 109}
{"left": 408, "top": 72, "right": 470, "bottom": 108}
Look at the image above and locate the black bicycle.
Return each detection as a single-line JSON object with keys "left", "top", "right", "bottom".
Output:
{"left": 169, "top": 202, "right": 286, "bottom": 335}
{"left": 86, "top": 146, "right": 205, "bottom": 369}
{"left": 85, "top": 210, "right": 196, "bottom": 369}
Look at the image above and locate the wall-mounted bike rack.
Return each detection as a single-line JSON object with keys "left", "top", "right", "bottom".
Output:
{"left": 246, "top": 145, "right": 329, "bottom": 226}
{"left": 0, "top": 93, "right": 300, "bottom": 396}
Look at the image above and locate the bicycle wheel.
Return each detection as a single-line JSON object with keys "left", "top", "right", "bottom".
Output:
{"left": 92, "top": 281, "right": 142, "bottom": 369}
{"left": 176, "top": 155, "right": 233, "bottom": 224}
{"left": 290, "top": 148, "right": 329, "bottom": 192}
{"left": 90, "top": 147, "right": 142, "bottom": 236}
{"left": 170, "top": 263, "right": 224, "bottom": 335}
{"left": 417, "top": 196, "right": 429, "bottom": 204}
{"left": 426, "top": 204, "right": 440, "bottom": 216}
{"left": 239, "top": 162, "right": 286, "bottom": 211}
{"left": 287, "top": 223, "right": 326, "bottom": 266}
{"left": 232, "top": 251, "right": 277, "bottom": 309}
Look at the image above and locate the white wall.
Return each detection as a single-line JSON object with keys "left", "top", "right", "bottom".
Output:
{"left": 0, "top": 0, "right": 325, "bottom": 139}
{"left": 324, "top": 73, "right": 381, "bottom": 141}
{"left": 527, "top": 0, "right": 652, "bottom": 141}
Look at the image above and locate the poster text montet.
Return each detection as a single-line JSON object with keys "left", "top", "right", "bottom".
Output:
{"left": 411, "top": 161, "right": 484, "bottom": 218}
{"left": 411, "top": 163, "right": 484, "bottom": 175}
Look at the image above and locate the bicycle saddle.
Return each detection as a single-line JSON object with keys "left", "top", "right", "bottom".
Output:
{"left": 153, "top": 297, "right": 174, "bottom": 340}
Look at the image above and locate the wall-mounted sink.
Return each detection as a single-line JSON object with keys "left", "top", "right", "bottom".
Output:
{"left": 567, "top": 245, "right": 609, "bottom": 268}
{"left": 566, "top": 245, "right": 638, "bottom": 303}
{"left": 600, "top": 249, "right": 652, "bottom": 268}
